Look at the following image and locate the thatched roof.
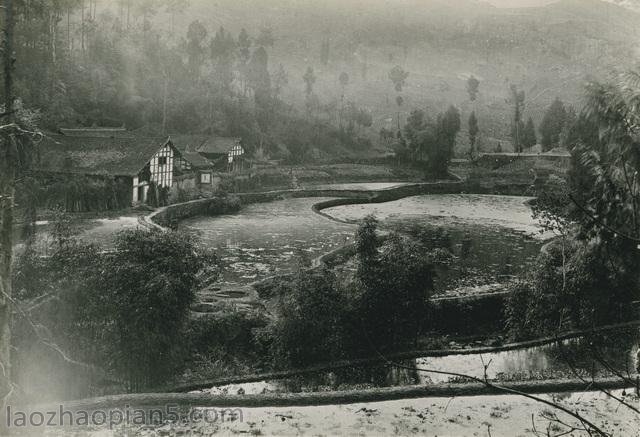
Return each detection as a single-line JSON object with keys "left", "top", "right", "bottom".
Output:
{"left": 38, "top": 134, "right": 169, "bottom": 177}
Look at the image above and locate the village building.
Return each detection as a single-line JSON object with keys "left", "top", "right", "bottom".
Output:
{"left": 193, "top": 136, "right": 245, "bottom": 172}
{"left": 38, "top": 128, "right": 227, "bottom": 206}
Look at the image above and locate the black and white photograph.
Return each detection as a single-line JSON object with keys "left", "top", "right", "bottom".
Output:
{"left": 0, "top": 0, "right": 639, "bottom": 435}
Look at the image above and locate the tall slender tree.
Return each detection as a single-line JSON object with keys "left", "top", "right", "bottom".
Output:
{"left": 0, "top": 0, "right": 15, "bottom": 403}
{"left": 540, "top": 97, "right": 567, "bottom": 152}
{"left": 339, "top": 72, "right": 349, "bottom": 128}
{"left": 508, "top": 84, "right": 526, "bottom": 153}
{"left": 468, "top": 111, "right": 479, "bottom": 156}
{"left": 389, "top": 65, "right": 408, "bottom": 133}
{"left": 522, "top": 117, "right": 537, "bottom": 149}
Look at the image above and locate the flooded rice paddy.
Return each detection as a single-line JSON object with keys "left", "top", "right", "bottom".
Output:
{"left": 322, "top": 194, "right": 540, "bottom": 236}
{"left": 205, "top": 328, "right": 640, "bottom": 395}
{"left": 179, "top": 197, "right": 355, "bottom": 288}
{"left": 182, "top": 194, "right": 544, "bottom": 295}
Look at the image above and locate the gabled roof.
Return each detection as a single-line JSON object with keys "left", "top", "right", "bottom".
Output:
{"left": 168, "top": 135, "right": 215, "bottom": 169}
{"left": 168, "top": 134, "right": 241, "bottom": 155}
{"left": 38, "top": 134, "right": 169, "bottom": 177}
{"left": 168, "top": 134, "right": 209, "bottom": 152}
{"left": 179, "top": 150, "right": 215, "bottom": 169}
{"left": 196, "top": 136, "right": 242, "bottom": 155}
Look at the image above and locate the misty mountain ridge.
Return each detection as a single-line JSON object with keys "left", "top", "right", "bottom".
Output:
{"left": 604, "top": 0, "right": 640, "bottom": 12}
{"left": 114, "top": 0, "right": 640, "bottom": 152}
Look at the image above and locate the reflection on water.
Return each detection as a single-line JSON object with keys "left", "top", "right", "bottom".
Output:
{"left": 206, "top": 329, "right": 640, "bottom": 395}
{"left": 179, "top": 197, "right": 354, "bottom": 287}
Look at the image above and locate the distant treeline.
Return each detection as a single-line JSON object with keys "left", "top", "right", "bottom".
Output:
{"left": 4, "top": 2, "right": 373, "bottom": 164}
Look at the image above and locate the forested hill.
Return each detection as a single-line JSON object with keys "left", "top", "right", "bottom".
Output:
{"left": 175, "top": 0, "right": 638, "bottom": 147}
{"left": 9, "top": 0, "right": 640, "bottom": 160}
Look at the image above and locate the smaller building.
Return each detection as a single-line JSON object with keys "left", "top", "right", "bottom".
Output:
{"left": 195, "top": 136, "right": 245, "bottom": 172}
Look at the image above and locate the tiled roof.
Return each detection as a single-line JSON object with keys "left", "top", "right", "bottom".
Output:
{"left": 179, "top": 150, "right": 214, "bottom": 169}
{"left": 38, "top": 131, "right": 229, "bottom": 177}
{"left": 196, "top": 136, "right": 241, "bottom": 155}
{"left": 168, "top": 135, "right": 209, "bottom": 152}
{"left": 38, "top": 134, "right": 169, "bottom": 177}
{"left": 168, "top": 135, "right": 215, "bottom": 169}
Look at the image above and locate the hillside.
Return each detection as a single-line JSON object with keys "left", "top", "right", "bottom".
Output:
{"left": 132, "top": 0, "right": 639, "bottom": 153}
{"left": 606, "top": 0, "right": 640, "bottom": 11}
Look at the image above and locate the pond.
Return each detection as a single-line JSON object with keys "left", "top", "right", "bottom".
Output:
{"left": 322, "top": 194, "right": 541, "bottom": 236}
{"left": 204, "top": 329, "right": 640, "bottom": 395}
{"left": 182, "top": 194, "right": 544, "bottom": 296}
{"left": 179, "top": 197, "right": 354, "bottom": 288}
{"left": 323, "top": 194, "right": 544, "bottom": 295}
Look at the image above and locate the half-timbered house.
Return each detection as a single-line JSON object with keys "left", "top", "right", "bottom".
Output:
{"left": 194, "top": 136, "right": 245, "bottom": 172}
{"left": 39, "top": 130, "right": 215, "bottom": 206}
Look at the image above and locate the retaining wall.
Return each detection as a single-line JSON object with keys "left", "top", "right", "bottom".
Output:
{"left": 144, "top": 179, "right": 526, "bottom": 332}
{"left": 33, "top": 375, "right": 638, "bottom": 411}
{"left": 164, "top": 319, "right": 640, "bottom": 394}
{"left": 142, "top": 180, "right": 467, "bottom": 230}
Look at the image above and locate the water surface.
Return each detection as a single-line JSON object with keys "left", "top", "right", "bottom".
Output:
{"left": 206, "top": 329, "right": 640, "bottom": 395}
{"left": 181, "top": 194, "right": 544, "bottom": 295}
{"left": 323, "top": 194, "right": 540, "bottom": 236}
{"left": 324, "top": 194, "right": 544, "bottom": 295}
{"left": 179, "top": 197, "right": 354, "bottom": 288}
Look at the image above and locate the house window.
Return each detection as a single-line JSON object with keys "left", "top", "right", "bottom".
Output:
{"left": 200, "top": 172, "right": 212, "bottom": 184}
{"left": 158, "top": 156, "right": 167, "bottom": 166}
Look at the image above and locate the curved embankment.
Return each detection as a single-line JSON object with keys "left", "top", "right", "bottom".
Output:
{"left": 163, "top": 319, "right": 640, "bottom": 393}
{"left": 141, "top": 179, "right": 466, "bottom": 230}
{"left": 29, "top": 322, "right": 637, "bottom": 411}
{"left": 34, "top": 376, "right": 636, "bottom": 411}
{"left": 117, "top": 181, "right": 639, "bottom": 408}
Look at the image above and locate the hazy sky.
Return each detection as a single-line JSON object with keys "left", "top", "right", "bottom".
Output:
{"left": 485, "top": 0, "right": 558, "bottom": 7}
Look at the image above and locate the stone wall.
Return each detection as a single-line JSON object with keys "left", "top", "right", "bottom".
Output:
{"left": 143, "top": 180, "right": 467, "bottom": 230}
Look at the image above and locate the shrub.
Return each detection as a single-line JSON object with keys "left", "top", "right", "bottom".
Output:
{"left": 504, "top": 237, "right": 636, "bottom": 340}
{"left": 264, "top": 218, "right": 437, "bottom": 368}
{"left": 15, "top": 228, "right": 220, "bottom": 392}
{"left": 264, "top": 267, "right": 352, "bottom": 369}
{"left": 185, "top": 308, "right": 268, "bottom": 377}
{"left": 355, "top": 231, "right": 436, "bottom": 350}
{"left": 205, "top": 195, "right": 242, "bottom": 215}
